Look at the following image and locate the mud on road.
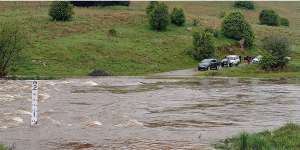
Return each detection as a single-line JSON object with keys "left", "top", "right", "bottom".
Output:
{"left": 0, "top": 77, "right": 300, "bottom": 150}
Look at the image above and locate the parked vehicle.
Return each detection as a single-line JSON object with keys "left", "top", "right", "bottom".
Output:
{"left": 252, "top": 55, "right": 262, "bottom": 64}
{"left": 198, "top": 59, "right": 219, "bottom": 71}
{"left": 221, "top": 55, "right": 240, "bottom": 67}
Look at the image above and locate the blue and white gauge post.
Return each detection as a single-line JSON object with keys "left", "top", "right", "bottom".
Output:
{"left": 31, "top": 80, "right": 38, "bottom": 126}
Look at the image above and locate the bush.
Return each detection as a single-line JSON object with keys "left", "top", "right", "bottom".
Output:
{"left": 259, "top": 9, "right": 280, "bottom": 26}
{"left": 148, "top": 2, "right": 170, "bottom": 31}
{"left": 192, "top": 18, "right": 199, "bottom": 26}
{"left": 146, "top": 1, "right": 159, "bottom": 15}
{"left": 205, "top": 27, "right": 220, "bottom": 38}
{"left": 192, "top": 30, "right": 215, "bottom": 60}
{"left": 71, "top": 1, "right": 130, "bottom": 7}
{"left": 0, "top": 22, "right": 25, "bottom": 77}
{"left": 259, "top": 52, "right": 277, "bottom": 71}
{"left": 49, "top": 1, "right": 73, "bottom": 21}
{"left": 234, "top": 1, "right": 255, "bottom": 10}
{"left": 108, "top": 28, "right": 117, "bottom": 37}
{"left": 88, "top": 69, "right": 111, "bottom": 76}
{"left": 280, "top": 17, "right": 289, "bottom": 26}
{"left": 170, "top": 7, "right": 185, "bottom": 26}
{"left": 221, "top": 11, "right": 255, "bottom": 48}
{"left": 260, "top": 36, "right": 290, "bottom": 70}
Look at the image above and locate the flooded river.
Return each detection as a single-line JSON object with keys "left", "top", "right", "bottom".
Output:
{"left": 0, "top": 77, "right": 300, "bottom": 150}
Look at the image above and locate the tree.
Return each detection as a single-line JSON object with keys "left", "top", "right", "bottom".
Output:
{"left": 259, "top": 9, "right": 280, "bottom": 26}
{"left": 170, "top": 7, "right": 185, "bottom": 26}
{"left": 49, "top": 1, "right": 74, "bottom": 21}
{"left": 234, "top": 1, "right": 255, "bottom": 10}
{"left": 148, "top": 2, "right": 170, "bottom": 31}
{"left": 280, "top": 17, "right": 289, "bottom": 26}
{"left": 221, "top": 11, "right": 254, "bottom": 48}
{"left": 0, "top": 22, "right": 25, "bottom": 77}
{"left": 192, "top": 30, "right": 215, "bottom": 60}
{"left": 146, "top": 1, "right": 159, "bottom": 15}
{"left": 260, "top": 36, "right": 290, "bottom": 70}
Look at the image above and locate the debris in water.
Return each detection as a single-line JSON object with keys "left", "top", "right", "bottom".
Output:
{"left": 86, "top": 121, "right": 102, "bottom": 127}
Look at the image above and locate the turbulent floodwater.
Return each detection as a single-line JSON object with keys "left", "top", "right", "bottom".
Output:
{"left": 0, "top": 77, "right": 300, "bottom": 150}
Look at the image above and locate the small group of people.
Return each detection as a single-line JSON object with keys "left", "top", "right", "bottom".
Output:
{"left": 243, "top": 56, "right": 254, "bottom": 64}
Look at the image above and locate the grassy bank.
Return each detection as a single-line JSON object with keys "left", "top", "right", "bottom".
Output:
{"left": 0, "top": 145, "right": 7, "bottom": 150}
{"left": 200, "top": 64, "right": 300, "bottom": 79}
{"left": 199, "top": 44, "right": 300, "bottom": 79}
{"left": 215, "top": 123, "right": 300, "bottom": 150}
{"left": 0, "top": 2, "right": 300, "bottom": 77}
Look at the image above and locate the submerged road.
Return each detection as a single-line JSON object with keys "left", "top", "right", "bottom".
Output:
{"left": 0, "top": 75, "right": 300, "bottom": 149}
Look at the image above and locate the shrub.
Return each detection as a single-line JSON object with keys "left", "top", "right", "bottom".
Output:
{"left": 192, "top": 30, "right": 215, "bottom": 60}
{"left": 108, "top": 28, "right": 117, "bottom": 37}
{"left": 170, "top": 7, "right": 185, "bottom": 26}
{"left": 88, "top": 69, "right": 111, "bottom": 76}
{"left": 280, "top": 17, "right": 289, "bottom": 26}
{"left": 148, "top": 2, "right": 170, "bottom": 31}
{"left": 205, "top": 27, "right": 220, "bottom": 38}
{"left": 259, "top": 9, "right": 280, "bottom": 26}
{"left": 259, "top": 52, "right": 277, "bottom": 71}
{"left": 146, "top": 1, "right": 159, "bottom": 15}
{"left": 234, "top": 1, "right": 255, "bottom": 10}
{"left": 192, "top": 18, "right": 199, "bottom": 26}
{"left": 49, "top": 1, "right": 73, "bottom": 21}
{"left": 260, "top": 36, "right": 290, "bottom": 70}
{"left": 0, "top": 22, "right": 25, "bottom": 77}
{"left": 221, "top": 11, "right": 255, "bottom": 48}
{"left": 71, "top": 1, "right": 130, "bottom": 7}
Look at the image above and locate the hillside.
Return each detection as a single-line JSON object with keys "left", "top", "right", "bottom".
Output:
{"left": 1, "top": 1, "right": 300, "bottom": 77}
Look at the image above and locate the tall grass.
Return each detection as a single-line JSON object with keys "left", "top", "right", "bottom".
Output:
{"left": 215, "top": 123, "right": 300, "bottom": 150}
{"left": 0, "top": 145, "right": 8, "bottom": 150}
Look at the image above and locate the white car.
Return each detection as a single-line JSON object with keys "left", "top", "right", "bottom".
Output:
{"left": 252, "top": 55, "right": 263, "bottom": 64}
{"left": 221, "top": 55, "right": 240, "bottom": 67}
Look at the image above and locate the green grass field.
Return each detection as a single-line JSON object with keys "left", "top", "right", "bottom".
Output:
{"left": 215, "top": 123, "right": 300, "bottom": 150}
{"left": 0, "top": 1, "right": 300, "bottom": 77}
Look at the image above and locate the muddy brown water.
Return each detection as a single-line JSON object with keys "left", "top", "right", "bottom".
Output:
{"left": 0, "top": 77, "right": 300, "bottom": 150}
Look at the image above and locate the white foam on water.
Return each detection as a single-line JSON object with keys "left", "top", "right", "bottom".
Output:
{"left": 0, "top": 126, "right": 8, "bottom": 129}
{"left": 48, "top": 109, "right": 55, "bottom": 112}
{"left": 40, "top": 93, "right": 50, "bottom": 102}
{"left": 45, "top": 116, "right": 61, "bottom": 126}
{"left": 83, "top": 81, "right": 98, "bottom": 86}
{"left": 17, "top": 110, "right": 31, "bottom": 115}
{"left": 129, "top": 119, "right": 143, "bottom": 126}
{"left": 11, "top": 117, "right": 24, "bottom": 124}
{"left": 61, "top": 81, "right": 71, "bottom": 84}
{"left": 114, "top": 119, "right": 143, "bottom": 127}
{"left": 47, "top": 81, "right": 56, "bottom": 86}
{"left": 0, "top": 94, "right": 15, "bottom": 102}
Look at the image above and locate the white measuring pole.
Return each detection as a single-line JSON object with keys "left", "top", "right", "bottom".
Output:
{"left": 31, "top": 80, "right": 38, "bottom": 126}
